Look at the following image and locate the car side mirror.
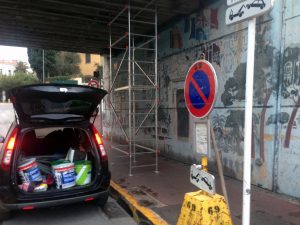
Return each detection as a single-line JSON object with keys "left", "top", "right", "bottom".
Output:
{"left": 0, "top": 136, "right": 5, "bottom": 143}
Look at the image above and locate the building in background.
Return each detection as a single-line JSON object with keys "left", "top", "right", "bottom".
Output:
{"left": 0, "top": 60, "right": 18, "bottom": 75}
{"left": 79, "top": 53, "right": 102, "bottom": 77}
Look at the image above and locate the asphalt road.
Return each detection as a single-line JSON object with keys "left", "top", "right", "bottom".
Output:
{"left": 0, "top": 103, "right": 14, "bottom": 137}
{"left": 2, "top": 198, "right": 136, "bottom": 225}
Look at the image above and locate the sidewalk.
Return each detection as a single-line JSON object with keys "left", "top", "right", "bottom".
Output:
{"left": 106, "top": 144, "right": 300, "bottom": 225}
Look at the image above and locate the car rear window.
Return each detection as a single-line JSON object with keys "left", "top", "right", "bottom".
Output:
{"left": 20, "top": 99, "right": 92, "bottom": 116}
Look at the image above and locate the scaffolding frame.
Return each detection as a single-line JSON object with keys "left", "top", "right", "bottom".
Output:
{"left": 108, "top": 2, "right": 158, "bottom": 176}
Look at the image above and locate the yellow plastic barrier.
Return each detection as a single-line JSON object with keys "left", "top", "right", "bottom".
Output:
{"left": 177, "top": 190, "right": 233, "bottom": 225}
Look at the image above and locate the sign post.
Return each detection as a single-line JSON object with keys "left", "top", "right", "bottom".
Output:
{"left": 225, "top": 1, "right": 274, "bottom": 225}
{"left": 242, "top": 17, "right": 256, "bottom": 225}
{"left": 178, "top": 59, "right": 233, "bottom": 225}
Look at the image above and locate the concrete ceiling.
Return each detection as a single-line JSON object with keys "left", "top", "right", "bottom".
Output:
{"left": 0, "top": 0, "right": 204, "bottom": 54}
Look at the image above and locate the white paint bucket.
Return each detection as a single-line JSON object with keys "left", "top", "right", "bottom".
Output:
{"left": 52, "top": 161, "right": 75, "bottom": 189}
{"left": 18, "top": 158, "right": 43, "bottom": 184}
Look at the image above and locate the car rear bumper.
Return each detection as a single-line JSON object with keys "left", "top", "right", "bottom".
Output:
{"left": 3, "top": 191, "right": 108, "bottom": 210}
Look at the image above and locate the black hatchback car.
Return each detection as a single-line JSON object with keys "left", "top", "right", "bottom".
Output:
{"left": 0, "top": 84, "right": 110, "bottom": 221}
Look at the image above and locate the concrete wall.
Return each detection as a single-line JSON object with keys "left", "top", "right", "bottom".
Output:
{"left": 275, "top": 0, "right": 300, "bottom": 199}
{"left": 103, "top": 0, "right": 300, "bottom": 199}
{"left": 157, "top": 0, "right": 280, "bottom": 191}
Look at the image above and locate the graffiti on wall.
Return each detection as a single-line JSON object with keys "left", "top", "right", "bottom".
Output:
{"left": 188, "top": 8, "right": 220, "bottom": 41}
{"left": 170, "top": 26, "right": 183, "bottom": 49}
{"left": 189, "top": 11, "right": 209, "bottom": 41}
{"left": 281, "top": 47, "right": 300, "bottom": 148}
{"left": 198, "top": 43, "right": 221, "bottom": 66}
{"left": 159, "top": 20, "right": 277, "bottom": 169}
{"left": 215, "top": 25, "right": 277, "bottom": 166}
{"left": 169, "top": 7, "right": 220, "bottom": 50}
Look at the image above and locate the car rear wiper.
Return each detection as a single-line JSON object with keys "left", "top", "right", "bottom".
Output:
{"left": 30, "top": 114, "right": 84, "bottom": 120}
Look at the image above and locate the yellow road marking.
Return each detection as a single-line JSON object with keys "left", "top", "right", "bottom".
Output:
{"left": 110, "top": 180, "right": 169, "bottom": 225}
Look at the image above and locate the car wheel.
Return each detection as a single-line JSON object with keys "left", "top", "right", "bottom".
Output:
{"left": 94, "top": 192, "right": 109, "bottom": 208}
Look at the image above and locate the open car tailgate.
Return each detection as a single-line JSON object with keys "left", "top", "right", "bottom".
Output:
{"left": 9, "top": 84, "right": 107, "bottom": 124}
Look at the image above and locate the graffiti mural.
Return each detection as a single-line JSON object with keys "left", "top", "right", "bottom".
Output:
{"left": 189, "top": 11, "right": 209, "bottom": 41}
{"left": 170, "top": 26, "right": 183, "bottom": 49}
{"left": 102, "top": 0, "right": 300, "bottom": 198}
{"left": 219, "top": 25, "right": 278, "bottom": 164}
{"left": 210, "top": 8, "right": 219, "bottom": 29}
{"left": 281, "top": 47, "right": 300, "bottom": 148}
{"left": 199, "top": 43, "right": 221, "bottom": 66}
{"left": 158, "top": 2, "right": 224, "bottom": 57}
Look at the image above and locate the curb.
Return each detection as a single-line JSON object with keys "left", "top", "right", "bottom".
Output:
{"left": 109, "top": 181, "right": 169, "bottom": 225}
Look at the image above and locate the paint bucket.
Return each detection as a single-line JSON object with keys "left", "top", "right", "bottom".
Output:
{"left": 52, "top": 160, "right": 75, "bottom": 189}
{"left": 18, "top": 158, "right": 43, "bottom": 184}
{"left": 75, "top": 160, "right": 92, "bottom": 186}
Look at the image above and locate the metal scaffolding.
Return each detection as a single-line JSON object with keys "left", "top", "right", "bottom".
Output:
{"left": 108, "top": 2, "right": 158, "bottom": 176}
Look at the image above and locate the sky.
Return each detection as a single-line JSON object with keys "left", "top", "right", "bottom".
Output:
{"left": 0, "top": 45, "right": 29, "bottom": 63}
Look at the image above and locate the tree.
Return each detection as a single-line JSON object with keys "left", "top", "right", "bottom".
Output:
{"left": 27, "top": 48, "right": 57, "bottom": 81}
{"left": 0, "top": 72, "right": 39, "bottom": 92}
{"left": 14, "top": 61, "right": 28, "bottom": 73}
{"left": 27, "top": 49, "right": 81, "bottom": 81}
{"left": 54, "top": 52, "right": 81, "bottom": 77}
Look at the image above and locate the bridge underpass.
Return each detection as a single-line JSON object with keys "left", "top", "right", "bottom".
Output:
{"left": 0, "top": 0, "right": 200, "bottom": 53}
{"left": 2, "top": 1, "right": 300, "bottom": 225}
{"left": 0, "top": 1, "right": 201, "bottom": 225}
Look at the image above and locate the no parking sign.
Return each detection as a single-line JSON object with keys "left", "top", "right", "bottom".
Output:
{"left": 88, "top": 79, "right": 100, "bottom": 88}
{"left": 184, "top": 60, "right": 218, "bottom": 118}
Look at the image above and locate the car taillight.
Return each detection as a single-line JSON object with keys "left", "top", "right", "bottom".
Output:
{"left": 92, "top": 125, "right": 108, "bottom": 161}
{"left": 1, "top": 127, "right": 18, "bottom": 170}
{"left": 84, "top": 197, "right": 95, "bottom": 202}
{"left": 22, "top": 206, "right": 34, "bottom": 210}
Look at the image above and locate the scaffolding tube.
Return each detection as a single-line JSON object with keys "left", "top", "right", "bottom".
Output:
{"left": 108, "top": 1, "right": 158, "bottom": 175}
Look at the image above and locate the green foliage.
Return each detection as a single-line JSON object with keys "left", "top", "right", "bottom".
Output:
{"left": 14, "top": 61, "right": 29, "bottom": 73}
{"left": 28, "top": 48, "right": 57, "bottom": 81}
{"left": 54, "top": 52, "right": 81, "bottom": 77}
{"left": 0, "top": 72, "right": 39, "bottom": 92}
{"left": 27, "top": 49, "right": 81, "bottom": 81}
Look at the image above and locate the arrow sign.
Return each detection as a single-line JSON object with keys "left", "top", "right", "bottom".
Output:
{"left": 190, "top": 164, "right": 216, "bottom": 195}
{"left": 226, "top": 0, "right": 274, "bottom": 25}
